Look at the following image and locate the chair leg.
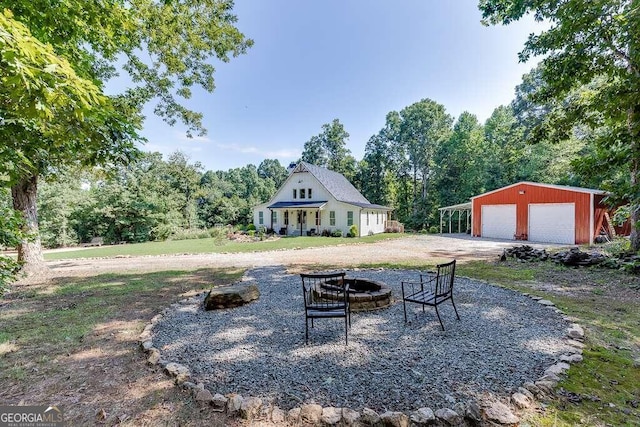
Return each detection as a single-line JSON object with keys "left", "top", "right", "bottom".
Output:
{"left": 305, "top": 318, "right": 309, "bottom": 344}
{"left": 451, "top": 298, "right": 460, "bottom": 320}
{"left": 403, "top": 299, "right": 408, "bottom": 322}
{"left": 344, "top": 316, "right": 348, "bottom": 345}
{"left": 435, "top": 305, "right": 445, "bottom": 331}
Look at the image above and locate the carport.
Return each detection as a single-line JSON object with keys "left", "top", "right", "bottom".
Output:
{"left": 439, "top": 202, "right": 471, "bottom": 234}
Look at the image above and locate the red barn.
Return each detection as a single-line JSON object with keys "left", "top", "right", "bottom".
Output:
{"left": 471, "top": 182, "right": 622, "bottom": 245}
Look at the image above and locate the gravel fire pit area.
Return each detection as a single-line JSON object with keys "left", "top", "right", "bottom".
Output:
{"left": 151, "top": 266, "right": 572, "bottom": 413}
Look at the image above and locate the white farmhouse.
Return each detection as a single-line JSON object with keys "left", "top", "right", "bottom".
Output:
{"left": 253, "top": 162, "right": 393, "bottom": 237}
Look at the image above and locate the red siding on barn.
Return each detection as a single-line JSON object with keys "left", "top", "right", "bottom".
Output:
{"left": 472, "top": 183, "right": 593, "bottom": 244}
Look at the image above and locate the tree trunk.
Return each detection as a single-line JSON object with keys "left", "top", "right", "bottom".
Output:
{"left": 630, "top": 104, "right": 640, "bottom": 252}
{"left": 11, "top": 173, "right": 48, "bottom": 275}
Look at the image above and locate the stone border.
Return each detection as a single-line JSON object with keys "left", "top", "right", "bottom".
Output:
{"left": 138, "top": 278, "right": 586, "bottom": 426}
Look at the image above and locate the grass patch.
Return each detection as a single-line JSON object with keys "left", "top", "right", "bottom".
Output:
{"left": 458, "top": 260, "right": 640, "bottom": 426}
{"left": 0, "top": 268, "right": 242, "bottom": 425}
{"left": 44, "top": 233, "right": 405, "bottom": 260}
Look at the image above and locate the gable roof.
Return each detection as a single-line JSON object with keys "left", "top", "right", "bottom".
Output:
{"left": 293, "top": 162, "right": 392, "bottom": 210}
{"left": 295, "top": 162, "right": 369, "bottom": 203}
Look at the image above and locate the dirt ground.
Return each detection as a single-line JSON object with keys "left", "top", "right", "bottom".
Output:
{"left": 45, "top": 234, "right": 560, "bottom": 277}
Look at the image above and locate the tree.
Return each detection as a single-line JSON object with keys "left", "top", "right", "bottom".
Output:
{"left": 0, "top": 9, "right": 134, "bottom": 273}
{"left": 301, "top": 119, "right": 357, "bottom": 179}
{"left": 1, "top": 2, "right": 253, "bottom": 272}
{"left": 479, "top": 0, "right": 640, "bottom": 250}
{"left": 397, "top": 99, "right": 453, "bottom": 228}
{"left": 435, "top": 112, "right": 487, "bottom": 207}
{"left": 257, "top": 159, "right": 288, "bottom": 188}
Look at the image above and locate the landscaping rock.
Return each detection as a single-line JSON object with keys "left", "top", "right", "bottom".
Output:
{"left": 379, "top": 411, "right": 409, "bottom": 427}
{"left": 211, "top": 393, "right": 227, "bottom": 412}
{"left": 146, "top": 348, "right": 161, "bottom": 365}
{"left": 203, "top": 283, "right": 260, "bottom": 310}
{"left": 560, "top": 353, "right": 584, "bottom": 363}
{"left": 410, "top": 407, "right": 435, "bottom": 425}
{"left": 361, "top": 408, "right": 381, "bottom": 425}
{"left": 567, "top": 324, "right": 585, "bottom": 340}
{"left": 511, "top": 392, "right": 532, "bottom": 409}
{"left": 299, "top": 403, "right": 323, "bottom": 424}
{"left": 538, "top": 299, "right": 555, "bottom": 306}
{"left": 226, "top": 393, "right": 243, "bottom": 414}
{"left": 504, "top": 245, "right": 549, "bottom": 262}
{"left": 465, "top": 400, "right": 483, "bottom": 423}
{"left": 484, "top": 401, "right": 519, "bottom": 425}
{"left": 141, "top": 340, "right": 154, "bottom": 351}
{"left": 239, "top": 396, "right": 262, "bottom": 419}
{"left": 287, "top": 407, "right": 301, "bottom": 423}
{"left": 342, "top": 408, "right": 360, "bottom": 425}
{"left": 546, "top": 362, "right": 571, "bottom": 376}
{"left": 551, "top": 247, "right": 607, "bottom": 267}
{"left": 517, "top": 387, "right": 535, "bottom": 401}
{"left": 434, "top": 408, "right": 461, "bottom": 425}
{"left": 194, "top": 389, "right": 213, "bottom": 404}
{"left": 321, "top": 406, "right": 342, "bottom": 425}
{"left": 271, "top": 406, "right": 286, "bottom": 423}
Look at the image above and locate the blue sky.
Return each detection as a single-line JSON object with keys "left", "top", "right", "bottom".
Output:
{"left": 131, "top": 0, "right": 544, "bottom": 172}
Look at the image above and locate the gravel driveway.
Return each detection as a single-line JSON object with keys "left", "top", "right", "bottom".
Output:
{"left": 47, "top": 234, "right": 561, "bottom": 277}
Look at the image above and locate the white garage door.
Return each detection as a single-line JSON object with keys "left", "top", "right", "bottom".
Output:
{"left": 481, "top": 205, "right": 516, "bottom": 240}
{"left": 529, "top": 203, "right": 575, "bottom": 244}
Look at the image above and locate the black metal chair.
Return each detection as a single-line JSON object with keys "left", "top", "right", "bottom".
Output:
{"left": 301, "top": 272, "right": 350, "bottom": 344}
{"left": 401, "top": 260, "right": 460, "bottom": 330}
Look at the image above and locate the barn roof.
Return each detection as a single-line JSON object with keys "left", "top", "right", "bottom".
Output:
{"left": 471, "top": 181, "right": 608, "bottom": 200}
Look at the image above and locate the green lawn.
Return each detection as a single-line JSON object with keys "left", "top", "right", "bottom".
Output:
{"left": 44, "top": 233, "right": 404, "bottom": 260}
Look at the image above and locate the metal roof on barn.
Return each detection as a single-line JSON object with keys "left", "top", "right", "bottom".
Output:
{"left": 471, "top": 181, "right": 608, "bottom": 200}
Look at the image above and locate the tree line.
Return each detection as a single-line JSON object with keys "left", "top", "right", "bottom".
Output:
{"left": 26, "top": 87, "right": 605, "bottom": 247}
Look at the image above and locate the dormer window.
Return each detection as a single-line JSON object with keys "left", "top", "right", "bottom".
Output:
{"left": 293, "top": 189, "right": 297, "bottom": 199}
{"left": 300, "top": 188, "right": 306, "bottom": 199}
{"left": 308, "top": 188, "right": 312, "bottom": 199}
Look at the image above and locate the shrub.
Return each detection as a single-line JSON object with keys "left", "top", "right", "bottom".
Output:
{"left": 321, "top": 229, "right": 331, "bottom": 237}
{"left": 246, "top": 224, "right": 256, "bottom": 231}
{"left": 428, "top": 226, "right": 439, "bottom": 234}
{"left": 349, "top": 225, "right": 358, "bottom": 238}
{"left": 247, "top": 230, "right": 255, "bottom": 237}
{"left": 331, "top": 230, "right": 343, "bottom": 237}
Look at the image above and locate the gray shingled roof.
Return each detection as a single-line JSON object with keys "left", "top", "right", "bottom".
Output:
{"left": 297, "top": 162, "right": 392, "bottom": 210}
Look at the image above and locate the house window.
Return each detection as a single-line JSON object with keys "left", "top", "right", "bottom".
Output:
{"left": 347, "top": 211, "right": 354, "bottom": 226}
{"left": 284, "top": 211, "right": 289, "bottom": 225}
{"left": 272, "top": 211, "right": 277, "bottom": 223}
{"left": 330, "top": 211, "right": 335, "bottom": 226}
{"left": 315, "top": 211, "right": 320, "bottom": 226}
{"left": 258, "top": 211, "right": 264, "bottom": 225}
{"left": 308, "top": 188, "right": 312, "bottom": 198}
{"left": 293, "top": 189, "right": 297, "bottom": 199}
{"left": 300, "top": 188, "right": 306, "bottom": 199}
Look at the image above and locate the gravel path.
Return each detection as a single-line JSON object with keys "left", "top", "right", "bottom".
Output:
{"left": 47, "top": 234, "right": 561, "bottom": 277}
{"left": 151, "top": 266, "right": 572, "bottom": 413}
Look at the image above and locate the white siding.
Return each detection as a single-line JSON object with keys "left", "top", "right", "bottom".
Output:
{"left": 253, "top": 168, "right": 389, "bottom": 236}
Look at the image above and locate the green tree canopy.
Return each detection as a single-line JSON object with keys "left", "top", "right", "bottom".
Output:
{"left": 1, "top": 1, "right": 253, "bottom": 272}
{"left": 479, "top": 0, "right": 640, "bottom": 250}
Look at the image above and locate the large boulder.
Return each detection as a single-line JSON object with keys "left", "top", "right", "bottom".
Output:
{"left": 203, "top": 283, "right": 260, "bottom": 310}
